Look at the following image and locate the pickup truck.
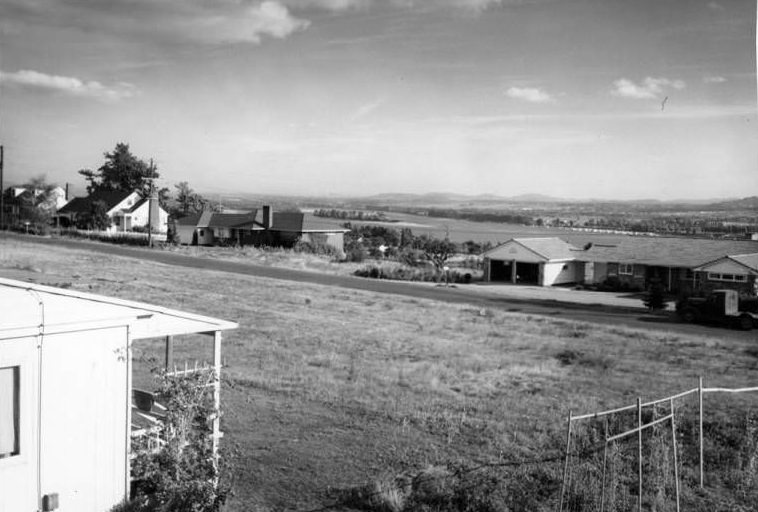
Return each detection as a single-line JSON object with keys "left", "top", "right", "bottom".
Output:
{"left": 676, "top": 289, "right": 758, "bottom": 331}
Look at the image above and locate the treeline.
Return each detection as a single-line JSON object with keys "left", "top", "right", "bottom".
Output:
{"left": 313, "top": 209, "right": 389, "bottom": 222}
{"left": 425, "top": 208, "right": 534, "bottom": 225}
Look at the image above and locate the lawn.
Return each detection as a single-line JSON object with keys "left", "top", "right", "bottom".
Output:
{"left": 2, "top": 239, "right": 757, "bottom": 511}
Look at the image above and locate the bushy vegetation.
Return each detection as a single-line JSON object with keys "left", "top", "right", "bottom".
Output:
{"left": 119, "top": 371, "right": 231, "bottom": 512}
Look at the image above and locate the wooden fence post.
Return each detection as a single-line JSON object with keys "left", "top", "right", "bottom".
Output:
{"left": 558, "top": 410, "right": 573, "bottom": 512}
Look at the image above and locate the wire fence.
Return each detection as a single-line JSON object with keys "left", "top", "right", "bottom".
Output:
{"left": 559, "top": 376, "right": 758, "bottom": 512}
{"left": 280, "top": 377, "right": 758, "bottom": 512}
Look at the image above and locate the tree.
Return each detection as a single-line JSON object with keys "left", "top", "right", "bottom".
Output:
{"left": 643, "top": 278, "right": 667, "bottom": 311}
{"left": 77, "top": 200, "right": 112, "bottom": 231}
{"left": 79, "top": 143, "right": 158, "bottom": 196}
{"left": 15, "top": 175, "right": 60, "bottom": 231}
{"left": 413, "top": 235, "right": 458, "bottom": 272}
{"left": 174, "top": 181, "right": 200, "bottom": 216}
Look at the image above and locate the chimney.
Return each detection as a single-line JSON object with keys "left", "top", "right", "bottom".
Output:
{"left": 65, "top": 183, "right": 70, "bottom": 201}
{"left": 262, "top": 205, "right": 273, "bottom": 229}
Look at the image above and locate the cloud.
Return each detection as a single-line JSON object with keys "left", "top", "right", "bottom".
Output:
{"left": 0, "top": 69, "right": 137, "bottom": 101}
{"left": 282, "top": 0, "right": 370, "bottom": 11}
{"left": 611, "top": 77, "right": 685, "bottom": 99}
{"left": 704, "top": 75, "right": 727, "bottom": 84}
{"left": 1, "top": 0, "right": 311, "bottom": 46}
{"left": 350, "top": 98, "right": 386, "bottom": 120}
{"left": 505, "top": 86, "right": 555, "bottom": 103}
{"left": 707, "top": 2, "right": 725, "bottom": 12}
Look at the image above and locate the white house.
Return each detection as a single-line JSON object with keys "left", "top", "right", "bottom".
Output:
{"left": 57, "top": 190, "right": 169, "bottom": 233}
{"left": 0, "top": 278, "right": 237, "bottom": 512}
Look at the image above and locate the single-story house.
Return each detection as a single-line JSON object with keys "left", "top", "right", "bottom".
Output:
{"left": 57, "top": 189, "right": 169, "bottom": 233}
{"left": 482, "top": 238, "right": 582, "bottom": 286}
{"left": 483, "top": 236, "right": 758, "bottom": 294}
{"left": 0, "top": 277, "right": 236, "bottom": 512}
{"left": 173, "top": 206, "right": 350, "bottom": 256}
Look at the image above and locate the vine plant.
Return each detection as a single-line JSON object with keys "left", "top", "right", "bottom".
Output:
{"left": 117, "top": 369, "right": 231, "bottom": 512}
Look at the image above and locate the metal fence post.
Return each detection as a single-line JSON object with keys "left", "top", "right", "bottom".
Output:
{"left": 637, "top": 397, "right": 642, "bottom": 512}
{"left": 600, "top": 419, "right": 609, "bottom": 512}
{"left": 699, "top": 376, "right": 704, "bottom": 489}
{"left": 558, "top": 410, "right": 573, "bottom": 512}
{"left": 670, "top": 398, "right": 680, "bottom": 512}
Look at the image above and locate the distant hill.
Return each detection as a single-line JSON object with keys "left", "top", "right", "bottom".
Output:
{"left": 705, "top": 196, "right": 758, "bottom": 210}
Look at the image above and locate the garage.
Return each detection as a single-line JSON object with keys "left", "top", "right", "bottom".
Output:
{"left": 482, "top": 238, "right": 580, "bottom": 287}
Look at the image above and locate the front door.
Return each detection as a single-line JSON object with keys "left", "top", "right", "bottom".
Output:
{"left": 0, "top": 336, "right": 39, "bottom": 512}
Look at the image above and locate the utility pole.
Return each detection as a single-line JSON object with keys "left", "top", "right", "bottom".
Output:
{"left": 147, "top": 159, "right": 155, "bottom": 248}
{"left": 0, "top": 145, "right": 4, "bottom": 230}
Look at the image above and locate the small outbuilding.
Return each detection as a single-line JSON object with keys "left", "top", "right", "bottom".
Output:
{"left": 0, "top": 278, "right": 237, "bottom": 512}
{"left": 482, "top": 238, "right": 581, "bottom": 286}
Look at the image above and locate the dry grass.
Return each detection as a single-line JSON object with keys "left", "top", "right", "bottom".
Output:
{"left": 2, "top": 239, "right": 757, "bottom": 511}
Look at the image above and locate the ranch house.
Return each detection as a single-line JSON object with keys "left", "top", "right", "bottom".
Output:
{"left": 483, "top": 237, "right": 758, "bottom": 295}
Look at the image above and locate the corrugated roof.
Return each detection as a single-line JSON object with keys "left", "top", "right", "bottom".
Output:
{"left": 513, "top": 237, "right": 580, "bottom": 260}
{"left": 0, "top": 278, "right": 237, "bottom": 340}
{"left": 578, "top": 237, "right": 758, "bottom": 268}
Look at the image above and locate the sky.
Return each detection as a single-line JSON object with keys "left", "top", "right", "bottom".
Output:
{"left": 0, "top": 0, "right": 756, "bottom": 200}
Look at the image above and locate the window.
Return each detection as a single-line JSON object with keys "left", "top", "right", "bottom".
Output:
{"left": 619, "top": 263, "right": 633, "bottom": 275}
{"left": 199, "top": 229, "right": 205, "bottom": 237}
{"left": 707, "top": 272, "right": 747, "bottom": 282}
{"left": 0, "top": 366, "right": 19, "bottom": 459}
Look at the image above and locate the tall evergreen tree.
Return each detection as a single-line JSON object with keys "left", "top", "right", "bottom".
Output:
{"left": 79, "top": 143, "right": 159, "bottom": 196}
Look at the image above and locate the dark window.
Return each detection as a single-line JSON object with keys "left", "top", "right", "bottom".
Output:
{"left": 0, "top": 366, "right": 20, "bottom": 459}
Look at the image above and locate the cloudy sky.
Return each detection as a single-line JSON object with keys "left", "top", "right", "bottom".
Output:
{"left": 0, "top": 0, "right": 755, "bottom": 200}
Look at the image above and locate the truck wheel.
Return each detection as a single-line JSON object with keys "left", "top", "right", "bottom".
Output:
{"left": 738, "top": 315, "right": 753, "bottom": 331}
{"left": 680, "top": 309, "right": 697, "bottom": 323}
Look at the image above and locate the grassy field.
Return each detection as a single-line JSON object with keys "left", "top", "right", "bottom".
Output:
{"left": 2, "top": 239, "right": 758, "bottom": 511}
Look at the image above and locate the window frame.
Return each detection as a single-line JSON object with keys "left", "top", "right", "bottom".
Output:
{"left": 0, "top": 365, "right": 20, "bottom": 460}
{"left": 619, "top": 263, "right": 634, "bottom": 276}
{"left": 707, "top": 272, "right": 747, "bottom": 283}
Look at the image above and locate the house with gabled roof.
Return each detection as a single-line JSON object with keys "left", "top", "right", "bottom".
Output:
{"left": 172, "top": 205, "right": 349, "bottom": 256}
{"left": 483, "top": 236, "right": 758, "bottom": 295}
{"left": 57, "top": 190, "right": 168, "bottom": 233}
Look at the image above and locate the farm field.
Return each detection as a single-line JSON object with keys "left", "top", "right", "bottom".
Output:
{"left": 2, "top": 239, "right": 758, "bottom": 511}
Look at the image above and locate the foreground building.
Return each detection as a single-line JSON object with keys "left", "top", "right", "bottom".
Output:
{"left": 483, "top": 237, "right": 758, "bottom": 295}
{"left": 0, "top": 278, "right": 236, "bottom": 512}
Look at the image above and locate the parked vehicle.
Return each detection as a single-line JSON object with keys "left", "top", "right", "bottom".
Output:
{"left": 676, "top": 289, "right": 758, "bottom": 331}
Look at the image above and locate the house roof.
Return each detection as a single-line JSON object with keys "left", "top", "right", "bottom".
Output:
{"left": 578, "top": 237, "right": 758, "bottom": 268}
{"left": 733, "top": 253, "right": 758, "bottom": 272}
{"left": 58, "top": 189, "right": 135, "bottom": 215}
{"left": 207, "top": 211, "right": 259, "bottom": 229}
{"left": 0, "top": 277, "right": 237, "bottom": 340}
{"left": 174, "top": 213, "right": 202, "bottom": 226}
{"left": 266, "top": 211, "right": 349, "bottom": 233}
{"left": 512, "top": 237, "right": 579, "bottom": 260}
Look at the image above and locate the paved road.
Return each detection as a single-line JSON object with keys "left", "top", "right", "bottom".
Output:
{"left": 4, "top": 232, "right": 756, "bottom": 341}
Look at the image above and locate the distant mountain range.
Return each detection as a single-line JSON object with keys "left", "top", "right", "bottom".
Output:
{"left": 210, "top": 190, "right": 757, "bottom": 211}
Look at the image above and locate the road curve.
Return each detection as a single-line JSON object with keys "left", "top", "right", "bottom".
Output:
{"left": 3, "top": 232, "right": 755, "bottom": 341}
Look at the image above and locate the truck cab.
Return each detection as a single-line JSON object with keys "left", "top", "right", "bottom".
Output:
{"left": 676, "top": 289, "right": 756, "bottom": 331}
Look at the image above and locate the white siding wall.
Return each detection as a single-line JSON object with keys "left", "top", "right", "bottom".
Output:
{"left": 543, "top": 261, "right": 578, "bottom": 286}
{"left": 176, "top": 225, "right": 196, "bottom": 245}
{"left": 0, "top": 336, "right": 39, "bottom": 512}
{"left": 40, "top": 327, "right": 128, "bottom": 512}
